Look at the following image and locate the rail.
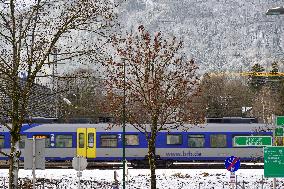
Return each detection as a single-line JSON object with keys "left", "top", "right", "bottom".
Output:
{"left": 0, "top": 161, "right": 264, "bottom": 169}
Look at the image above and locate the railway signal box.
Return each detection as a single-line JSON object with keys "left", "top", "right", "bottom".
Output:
{"left": 24, "top": 138, "right": 45, "bottom": 170}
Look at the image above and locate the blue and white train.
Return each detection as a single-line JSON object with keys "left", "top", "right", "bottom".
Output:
{"left": 0, "top": 119, "right": 276, "bottom": 166}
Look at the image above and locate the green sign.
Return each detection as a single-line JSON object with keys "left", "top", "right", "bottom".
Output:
{"left": 234, "top": 136, "right": 272, "bottom": 147}
{"left": 275, "top": 127, "right": 284, "bottom": 137}
{"left": 276, "top": 116, "right": 284, "bottom": 126}
{"left": 264, "top": 147, "right": 284, "bottom": 177}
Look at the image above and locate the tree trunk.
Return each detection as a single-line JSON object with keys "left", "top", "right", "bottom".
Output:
{"left": 148, "top": 139, "right": 156, "bottom": 189}
{"left": 8, "top": 137, "right": 20, "bottom": 189}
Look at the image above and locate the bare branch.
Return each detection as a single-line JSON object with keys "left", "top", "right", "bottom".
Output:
{"left": 0, "top": 119, "right": 12, "bottom": 131}
{"left": 0, "top": 31, "right": 12, "bottom": 42}
{"left": 0, "top": 150, "right": 10, "bottom": 157}
{"left": 17, "top": 0, "right": 48, "bottom": 42}
{"left": 0, "top": 55, "right": 13, "bottom": 70}
{"left": 105, "top": 25, "right": 199, "bottom": 133}
{"left": 0, "top": 11, "right": 13, "bottom": 35}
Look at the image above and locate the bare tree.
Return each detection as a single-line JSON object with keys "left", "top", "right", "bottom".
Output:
{"left": 57, "top": 68, "right": 107, "bottom": 122}
{"left": 0, "top": 0, "right": 115, "bottom": 188}
{"left": 278, "top": 80, "right": 284, "bottom": 115}
{"left": 104, "top": 25, "right": 199, "bottom": 189}
{"left": 252, "top": 86, "right": 282, "bottom": 123}
{"left": 192, "top": 74, "right": 254, "bottom": 118}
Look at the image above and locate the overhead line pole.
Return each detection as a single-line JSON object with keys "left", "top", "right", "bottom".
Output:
{"left": 52, "top": 48, "right": 58, "bottom": 118}
{"left": 123, "top": 58, "right": 126, "bottom": 189}
{"left": 265, "top": 7, "right": 283, "bottom": 189}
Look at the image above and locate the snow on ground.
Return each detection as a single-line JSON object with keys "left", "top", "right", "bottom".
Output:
{"left": 0, "top": 169, "right": 284, "bottom": 188}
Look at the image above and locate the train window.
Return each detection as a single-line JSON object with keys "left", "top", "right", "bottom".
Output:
{"left": 19, "top": 135, "right": 27, "bottom": 149}
{"left": 167, "top": 134, "right": 182, "bottom": 145}
{"left": 188, "top": 135, "right": 205, "bottom": 148}
{"left": 210, "top": 134, "right": 227, "bottom": 148}
{"left": 88, "top": 133, "right": 94, "bottom": 148}
{"left": 33, "top": 135, "right": 51, "bottom": 148}
{"left": 100, "top": 135, "right": 117, "bottom": 147}
{"left": 55, "top": 135, "right": 73, "bottom": 148}
{"left": 125, "top": 134, "right": 139, "bottom": 146}
{"left": 45, "top": 137, "right": 51, "bottom": 148}
{"left": 79, "top": 133, "right": 85, "bottom": 148}
{"left": 0, "top": 135, "right": 4, "bottom": 148}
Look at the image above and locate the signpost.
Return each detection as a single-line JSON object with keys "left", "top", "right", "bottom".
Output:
{"left": 264, "top": 115, "right": 284, "bottom": 189}
{"left": 229, "top": 172, "right": 236, "bottom": 185}
{"left": 234, "top": 136, "right": 272, "bottom": 147}
{"left": 225, "top": 156, "right": 241, "bottom": 172}
{"left": 276, "top": 116, "right": 284, "bottom": 126}
{"left": 275, "top": 116, "right": 284, "bottom": 138}
{"left": 18, "top": 70, "right": 27, "bottom": 80}
{"left": 72, "top": 156, "right": 88, "bottom": 189}
{"left": 264, "top": 147, "right": 284, "bottom": 177}
{"left": 275, "top": 127, "right": 284, "bottom": 137}
{"left": 225, "top": 156, "right": 240, "bottom": 189}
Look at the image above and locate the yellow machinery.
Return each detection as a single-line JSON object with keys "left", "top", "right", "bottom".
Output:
{"left": 208, "top": 72, "right": 284, "bottom": 77}
{"left": 240, "top": 72, "right": 284, "bottom": 77}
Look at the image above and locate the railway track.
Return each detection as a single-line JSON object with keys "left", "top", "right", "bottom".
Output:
{"left": 0, "top": 161, "right": 264, "bottom": 169}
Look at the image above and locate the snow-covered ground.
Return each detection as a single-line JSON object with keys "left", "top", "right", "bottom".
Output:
{"left": 0, "top": 169, "right": 283, "bottom": 188}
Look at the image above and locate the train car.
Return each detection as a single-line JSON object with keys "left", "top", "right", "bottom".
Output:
{"left": 0, "top": 122, "right": 274, "bottom": 166}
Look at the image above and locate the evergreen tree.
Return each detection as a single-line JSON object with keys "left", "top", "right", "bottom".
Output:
{"left": 271, "top": 62, "right": 279, "bottom": 74}
{"left": 248, "top": 63, "right": 266, "bottom": 92}
{"left": 268, "top": 62, "right": 281, "bottom": 92}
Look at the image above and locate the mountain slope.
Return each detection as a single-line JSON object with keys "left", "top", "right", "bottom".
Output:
{"left": 118, "top": 0, "right": 284, "bottom": 72}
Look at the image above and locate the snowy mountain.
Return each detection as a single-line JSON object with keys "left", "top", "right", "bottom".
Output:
{"left": 118, "top": 0, "right": 284, "bottom": 73}
{"left": 2, "top": 1, "right": 283, "bottom": 75}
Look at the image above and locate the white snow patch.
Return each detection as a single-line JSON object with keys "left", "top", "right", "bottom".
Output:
{"left": 0, "top": 169, "right": 284, "bottom": 188}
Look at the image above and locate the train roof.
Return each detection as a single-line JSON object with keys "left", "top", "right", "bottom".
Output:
{"left": 0, "top": 123, "right": 272, "bottom": 133}
{"left": 206, "top": 117, "right": 258, "bottom": 123}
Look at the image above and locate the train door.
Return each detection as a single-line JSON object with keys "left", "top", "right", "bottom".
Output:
{"left": 77, "top": 128, "right": 96, "bottom": 158}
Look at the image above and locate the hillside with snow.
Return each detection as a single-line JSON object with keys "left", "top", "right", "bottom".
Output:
{"left": 11, "top": 0, "right": 283, "bottom": 76}
{"left": 117, "top": 0, "right": 284, "bottom": 73}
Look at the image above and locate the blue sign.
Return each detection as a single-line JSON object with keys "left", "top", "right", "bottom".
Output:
{"left": 225, "top": 156, "right": 240, "bottom": 172}
{"left": 19, "top": 70, "right": 27, "bottom": 80}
